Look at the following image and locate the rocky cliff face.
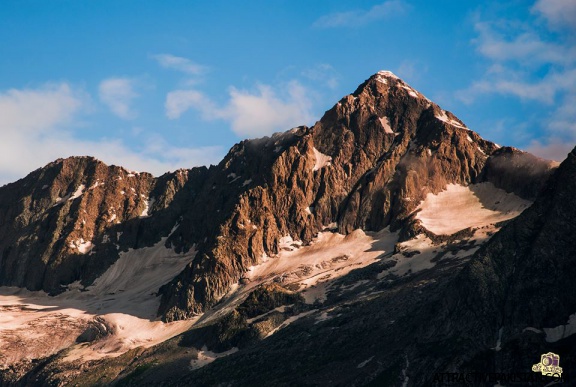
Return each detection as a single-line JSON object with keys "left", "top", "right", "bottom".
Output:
{"left": 0, "top": 156, "right": 208, "bottom": 294}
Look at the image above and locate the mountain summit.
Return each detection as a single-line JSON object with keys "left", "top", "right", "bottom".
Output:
{"left": 0, "top": 72, "right": 567, "bottom": 385}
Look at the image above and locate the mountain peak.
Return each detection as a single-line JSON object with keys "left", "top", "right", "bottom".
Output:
{"left": 375, "top": 69, "right": 400, "bottom": 78}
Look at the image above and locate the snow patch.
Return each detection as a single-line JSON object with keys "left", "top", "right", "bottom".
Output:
{"left": 189, "top": 346, "right": 238, "bottom": 370}
{"left": 140, "top": 197, "right": 155, "bottom": 218}
{"left": 249, "top": 229, "right": 398, "bottom": 305}
{"left": 544, "top": 312, "right": 576, "bottom": 343}
{"left": 69, "top": 238, "right": 93, "bottom": 255}
{"left": 242, "top": 179, "right": 252, "bottom": 187}
{"left": 312, "top": 147, "right": 332, "bottom": 171}
{"left": 523, "top": 327, "right": 543, "bottom": 334}
{"left": 377, "top": 70, "right": 399, "bottom": 79}
{"left": 265, "top": 310, "right": 315, "bottom": 338}
{"left": 401, "top": 355, "right": 410, "bottom": 387}
{"left": 379, "top": 116, "right": 394, "bottom": 134}
{"left": 435, "top": 110, "right": 468, "bottom": 129}
{"left": 416, "top": 183, "right": 532, "bottom": 235}
{"left": 357, "top": 356, "right": 374, "bottom": 368}
{"left": 492, "top": 327, "right": 503, "bottom": 351}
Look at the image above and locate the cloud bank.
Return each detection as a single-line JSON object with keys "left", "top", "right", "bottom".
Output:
{"left": 0, "top": 83, "right": 222, "bottom": 186}
{"left": 165, "top": 81, "right": 313, "bottom": 138}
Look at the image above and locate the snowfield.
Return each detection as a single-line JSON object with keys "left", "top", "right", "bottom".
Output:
{"left": 416, "top": 183, "right": 532, "bottom": 235}
{"left": 0, "top": 234, "right": 197, "bottom": 367}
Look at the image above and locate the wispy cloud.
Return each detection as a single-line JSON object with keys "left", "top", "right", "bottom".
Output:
{"left": 99, "top": 78, "right": 139, "bottom": 119}
{"left": 165, "top": 81, "right": 313, "bottom": 138}
{"left": 301, "top": 64, "right": 340, "bottom": 89}
{"left": 458, "top": 1, "right": 576, "bottom": 161}
{"left": 532, "top": 0, "right": 576, "bottom": 31}
{"left": 313, "top": 0, "right": 408, "bottom": 28}
{"left": 0, "top": 83, "right": 223, "bottom": 186}
{"left": 153, "top": 54, "right": 207, "bottom": 75}
{"left": 165, "top": 89, "right": 209, "bottom": 120}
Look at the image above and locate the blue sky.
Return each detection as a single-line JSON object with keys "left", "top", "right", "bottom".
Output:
{"left": 0, "top": 0, "right": 575, "bottom": 185}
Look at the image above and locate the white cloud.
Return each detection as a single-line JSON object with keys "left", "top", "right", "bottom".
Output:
{"left": 153, "top": 54, "right": 206, "bottom": 75}
{"left": 165, "top": 89, "right": 217, "bottom": 120}
{"left": 99, "top": 78, "right": 139, "bottom": 119}
{"left": 460, "top": 68, "right": 576, "bottom": 104}
{"left": 313, "top": 0, "right": 408, "bottom": 28}
{"left": 532, "top": 0, "right": 576, "bottom": 31}
{"left": 0, "top": 83, "right": 83, "bottom": 134}
{"left": 165, "top": 81, "right": 313, "bottom": 138}
{"left": 473, "top": 21, "right": 572, "bottom": 65}
{"left": 0, "top": 83, "right": 223, "bottom": 186}
{"left": 459, "top": 2, "right": 576, "bottom": 155}
{"left": 224, "top": 82, "right": 312, "bottom": 137}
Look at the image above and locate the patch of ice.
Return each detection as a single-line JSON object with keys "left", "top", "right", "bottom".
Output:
{"left": 273, "top": 146, "right": 282, "bottom": 153}
{"left": 41, "top": 184, "right": 49, "bottom": 189}
{"left": 467, "top": 135, "right": 473, "bottom": 142}
{"left": 227, "top": 173, "right": 237, "bottom": 179}
{"left": 242, "top": 179, "right": 252, "bottom": 187}
{"left": 477, "top": 146, "right": 486, "bottom": 155}
{"left": 426, "top": 148, "right": 432, "bottom": 156}
{"left": 544, "top": 312, "right": 576, "bottom": 343}
{"left": 312, "top": 147, "right": 332, "bottom": 171}
{"left": 305, "top": 207, "right": 312, "bottom": 215}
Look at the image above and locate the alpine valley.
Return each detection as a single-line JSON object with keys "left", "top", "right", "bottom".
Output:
{"left": 1, "top": 71, "right": 574, "bottom": 386}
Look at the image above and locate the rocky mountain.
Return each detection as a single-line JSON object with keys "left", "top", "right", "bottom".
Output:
{"left": 0, "top": 71, "right": 569, "bottom": 386}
